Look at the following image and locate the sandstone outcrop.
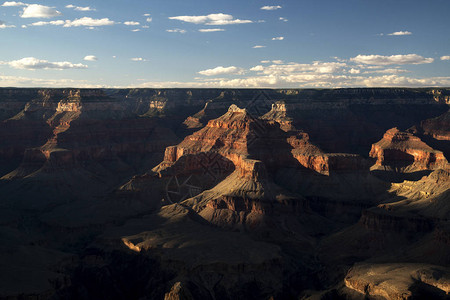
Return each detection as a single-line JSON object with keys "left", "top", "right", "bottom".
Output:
{"left": 370, "top": 127, "right": 448, "bottom": 171}
{"left": 344, "top": 263, "right": 450, "bottom": 299}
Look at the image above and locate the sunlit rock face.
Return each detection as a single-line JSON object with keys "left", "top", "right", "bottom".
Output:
{"left": 370, "top": 127, "right": 448, "bottom": 171}
{"left": 0, "top": 88, "right": 449, "bottom": 300}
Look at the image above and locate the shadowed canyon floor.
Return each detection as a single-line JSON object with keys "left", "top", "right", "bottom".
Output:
{"left": 0, "top": 88, "right": 449, "bottom": 299}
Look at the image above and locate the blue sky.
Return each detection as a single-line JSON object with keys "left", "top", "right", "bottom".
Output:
{"left": 0, "top": 0, "right": 449, "bottom": 88}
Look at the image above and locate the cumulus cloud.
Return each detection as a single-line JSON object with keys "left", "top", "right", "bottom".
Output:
{"left": 21, "top": 4, "right": 62, "bottom": 18}
{"left": 351, "top": 54, "right": 434, "bottom": 65}
{"left": 387, "top": 31, "right": 412, "bottom": 36}
{"left": 253, "top": 45, "right": 266, "bottom": 48}
{"left": 272, "top": 36, "right": 284, "bottom": 41}
{"left": 28, "top": 20, "right": 65, "bottom": 26}
{"left": 65, "top": 17, "right": 115, "bottom": 27}
{"left": 1, "top": 1, "right": 26, "bottom": 6}
{"left": 364, "top": 68, "right": 408, "bottom": 74}
{"left": 169, "top": 13, "right": 252, "bottom": 25}
{"left": 1, "top": 57, "right": 87, "bottom": 70}
{"left": 441, "top": 56, "right": 450, "bottom": 61}
{"left": 0, "top": 74, "right": 103, "bottom": 88}
{"left": 349, "top": 68, "right": 360, "bottom": 74}
{"left": 253, "top": 61, "right": 347, "bottom": 75}
{"left": 124, "top": 21, "right": 140, "bottom": 26}
{"left": 198, "top": 66, "right": 244, "bottom": 76}
{"left": 166, "top": 28, "right": 186, "bottom": 33}
{"left": 146, "top": 17, "right": 152, "bottom": 22}
{"left": 131, "top": 57, "right": 147, "bottom": 61}
{"left": 261, "top": 6, "right": 282, "bottom": 10}
{"left": 27, "top": 17, "right": 116, "bottom": 27}
{"left": 198, "top": 28, "right": 224, "bottom": 32}
{"left": 0, "top": 20, "right": 15, "bottom": 28}
{"left": 66, "top": 4, "right": 95, "bottom": 11}
{"left": 83, "top": 55, "right": 97, "bottom": 61}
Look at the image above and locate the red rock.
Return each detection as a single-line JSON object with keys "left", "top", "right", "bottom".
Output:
{"left": 369, "top": 127, "right": 448, "bottom": 171}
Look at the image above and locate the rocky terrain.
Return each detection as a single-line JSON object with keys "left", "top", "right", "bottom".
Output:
{"left": 0, "top": 88, "right": 449, "bottom": 299}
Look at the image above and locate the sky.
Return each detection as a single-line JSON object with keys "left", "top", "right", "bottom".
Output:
{"left": 0, "top": 0, "right": 450, "bottom": 88}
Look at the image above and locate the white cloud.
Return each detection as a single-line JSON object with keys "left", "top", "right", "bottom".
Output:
{"left": 0, "top": 20, "right": 15, "bottom": 28}
{"left": 65, "top": 17, "right": 115, "bottom": 27}
{"left": 28, "top": 20, "right": 65, "bottom": 26}
{"left": 143, "top": 14, "right": 151, "bottom": 17}
{"left": 131, "top": 57, "right": 147, "bottom": 61}
{"left": 387, "top": 31, "right": 412, "bottom": 36}
{"left": 83, "top": 55, "right": 97, "bottom": 61}
{"left": 349, "top": 68, "right": 360, "bottom": 74}
{"left": 1, "top": 57, "right": 87, "bottom": 70}
{"left": 261, "top": 60, "right": 270, "bottom": 64}
{"left": 441, "top": 56, "right": 450, "bottom": 61}
{"left": 131, "top": 29, "right": 140, "bottom": 32}
{"left": 279, "top": 17, "right": 288, "bottom": 22}
{"left": 198, "top": 66, "right": 244, "bottom": 76}
{"left": 261, "top": 6, "right": 282, "bottom": 10}
{"left": 351, "top": 54, "right": 434, "bottom": 65}
{"left": 198, "top": 28, "right": 224, "bottom": 32}
{"left": 250, "top": 65, "right": 264, "bottom": 71}
{"left": 124, "top": 21, "right": 140, "bottom": 26}
{"left": 252, "top": 45, "right": 266, "bottom": 48}
{"left": 0, "top": 74, "right": 103, "bottom": 87}
{"left": 1, "top": 1, "right": 26, "bottom": 6}
{"left": 21, "top": 4, "right": 62, "bottom": 18}
{"left": 169, "top": 13, "right": 252, "bottom": 25}
{"left": 253, "top": 61, "right": 347, "bottom": 75}
{"left": 26, "top": 17, "right": 116, "bottom": 27}
{"left": 272, "top": 36, "right": 284, "bottom": 41}
{"left": 66, "top": 4, "right": 95, "bottom": 12}
{"left": 166, "top": 28, "right": 186, "bottom": 33}
{"left": 364, "top": 68, "right": 408, "bottom": 74}
{"left": 146, "top": 17, "right": 152, "bottom": 22}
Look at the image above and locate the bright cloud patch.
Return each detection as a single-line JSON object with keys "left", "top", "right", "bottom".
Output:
{"left": 124, "top": 21, "right": 140, "bottom": 26}
{"left": 388, "top": 31, "right": 412, "bottom": 36}
{"left": 253, "top": 45, "right": 266, "bottom": 49}
{"left": 83, "top": 55, "right": 98, "bottom": 61}
{"left": 272, "top": 37, "right": 284, "bottom": 41}
{"left": 66, "top": 17, "right": 115, "bottom": 27}
{"left": 1, "top": 1, "right": 26, "bottom": 6}
{"left": 198, "top": 66, "right": 244, "bottom": 76}
{"left": 28, "top": 17, "right": 116, "bottom": 27}
{"left": 441, "top": 56, "right": 450, "bottom": 61}
{"left": 198, "top": 28, "right": 224, "bottom": 32}
{"left": 166, "top": 28, "right": 186, "bottom": 33}
{"left": 131, "top": 57, "right": 147, "bottom": 61}
{"left": 0, "top": 20, "right": 15, "bottom": 28}
{"left": 261, "top": 6, "right": 282, "bottom": 10}
{"left": 66, "top": 5, "right": 96, "bottom": 12}
{"left": 21, "top": 4, "right": 62, "bottom": 18}
{"left": 1, "top": 57, "right": 87, "bottom": 70}
{"left": 169, "top": 13, "right": 252, "bottom": 25}
{"left": 351, "top": 54, "right": 434, "bottom": 65}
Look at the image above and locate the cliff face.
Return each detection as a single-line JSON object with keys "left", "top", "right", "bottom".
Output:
{"left": 369, "top": 127, "right": 448, "bottom": 171}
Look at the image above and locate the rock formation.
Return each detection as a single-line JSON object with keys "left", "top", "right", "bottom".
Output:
{"left": 370, "top": 127, "right": 448, "bottom": 172}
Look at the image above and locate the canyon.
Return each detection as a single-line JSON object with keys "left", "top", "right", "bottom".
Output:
{"left": 0, "top": 88, "right": 449, "bottom": 299}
